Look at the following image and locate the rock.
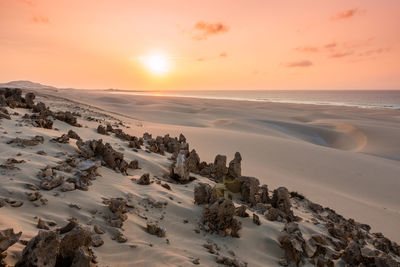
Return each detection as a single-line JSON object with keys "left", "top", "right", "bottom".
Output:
{"left": 235, "top": 205, "right": 249, "bottom": 217}
{"left": 279, "top": 222, "right": 305, "bottom": 266}
{"left": 253, "top": 214, "right": 261, "bottom": 225}
{"left": 187, "top": 149, "right": 200, "bottom": 172}
{"left": 202, "top": 199, "right": 241, "bottom": 238}
{"left": 67, "top": 130, "right": 81, "bottom": 140}
{"left": 37, "top": 218, "right": 50, "bottom": 230}
{"left": 194, "top": 183, "right": 213, "bottom": 204}
{"left": 271, "top": 187, "right": 295, "bottom": 221}
{"left": 0, "top": 228, "right": 22, "bottom": 253}
{"left": 55, "top": 111, "right": 81, "bottom": 127}
{"left": 60, "top": 182, "right": 76, "bottom": 192}
{"left": 51, "top": 134, "right": 69, "bottom": 144}
{"left": 108, "top": 198, "right": 128, "bottom": 228}
{"left": 342, "top": 241, "right": 362, "bottom": 265}
{"left": 26, "top": 192, "right": 42, "bottom": 201}
{"left": 91, "top": 235, "right": 104, "bottom": 247}
{"left": 40, "top": 174, "right": 64, "bottom": 190}
{"left": 7, "top": 135, "right": 44, "bottom": 147}
{"left": 128, "top": 159, "right": 139, "bottom": 169}
{"left": 97, "top": 125, "right": 108, "bottom": 135}
{"left": 228, "top": 152, "right": 242, "bottom": 178}
{"left": 138, "top": 173, "right": 151, "bottom": 185}
{"left": 93, "top": 225, "right": 105, "bottom": 235}
{"left": 238, "top": 176, "right": 260, "bottom": 206}
{"left": 147, "top": 222, "right": 166, "bottom": 237}
{"left": 216, "top": 255, "right": 247, "bottom": 267}
{"left": 16, "top": 230, "right": 61, "bottom": 267}
{"left": 211, "top": 155, "right": 228, "bottom": 182}
{"left": 170, "top": 150, "right": 190, "bottom": 182}
{"left": 161, "top": 183, "right": 171, "bottom": 190}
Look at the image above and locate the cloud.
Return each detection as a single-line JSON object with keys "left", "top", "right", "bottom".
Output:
{"left": 358, "top": 48, "right": 390, "bottom": 57}
{"left": 191, "top": 21, "right": 229, "bottom": 40}
{"left": 285, "top": 60, "right": 313, "bottom": 68}
{"left": 329, "top": 51, "right": 354, "bottom": 58}
{"left": 219, "top": 52, "right": 227, "bottom": 57}
{"left": 330, "top": 9, "right": 359, "bottom": 20}
{"left": 324, "top": 42, "right": 337, "bottom": 49}
{"left": 32, "top": 15, "right": 50, "bottom": 24}
{"left": 196, "top": 57, "right": 205, "bottom": 62}
{"left": 294, "top": 46, "right": 319, "bottom": 53}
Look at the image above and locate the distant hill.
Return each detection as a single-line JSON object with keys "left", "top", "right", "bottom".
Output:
{"left": 0, "top": 80, "right": 58, "bottom": 92}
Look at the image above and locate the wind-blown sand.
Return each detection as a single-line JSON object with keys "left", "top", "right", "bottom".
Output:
{"left": 1, "top": 87, "right": 400, "bottom": 266}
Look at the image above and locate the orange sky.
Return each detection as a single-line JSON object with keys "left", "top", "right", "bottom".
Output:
{"left": 0, "top": 0, "right": 399, "bottom": 90}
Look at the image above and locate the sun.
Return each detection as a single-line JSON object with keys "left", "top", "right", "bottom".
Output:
{"left": 140, "top": 53, "right": 171, "bottom": 76}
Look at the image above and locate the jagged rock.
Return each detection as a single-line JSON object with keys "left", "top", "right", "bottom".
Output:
{"left": 76, "top": 139, "right": 129, "bottom": 174}
{"left": 26, "top": 191, "right": 42, "bottom": 201}
{"left": 108, "top": 198, "right": 128, "bottom": 228}
{"left": 228, "top": 152, "right": 242, "bottom": 178}
{"left": 211, "top": 155, "right": 228, "bottom": 182}
{"left": 187, "top": 149, "right": 200, "bottom": 172}
{"left": 253, "top": 214, "right": 261, "bottom": 225}
{"left": 194, "top": 183, "right": 213, "bottom": 204}
{"left": 216, "top": 255, "right": 247, "bottom": 267}
{"left": 15, "top": 230, "right": 60, "bottom": 267}
{"left": 279, "top": 222, "right": 305, "bottom": 266}
{"left": 55, "top": 111, "right": 81, "bottom": 127}
{"left": 235, "top": 205, "right": 249, "bottom": 217}
{"left": 179, "top": 133, "right": 186, "bottom": 143}
{"left": 51, "top": 134, "right": 70, "bottom": 144}
{"left": 97, "top": 125, "right": 107, "bottom": 135}
{"left": 7, "top": 135, "right": 44, "bottom": 147}
{"left": 60, "top": 182, "right": 76, "bottom": 192}
{"left": 93, "top": 225, "right": 105, "bottom": 235}
{"left": 128, "top": 159, "right": 139, "bottom": 169}
{"left": 39, "top": 166, "right": 64, "bottom": 190}
{"left": 0, "top": 158, "right": 26, "bottom": 170}
{"left": 147, "top": 222, "right": 166, "bottom": 237}
{"left": 91, "top": 235, "right": 104, "bottom": 247}
{"left": 271, "top": 187, "right": 295, "bottom": 222}
{"left": 67, "top": 130, "right": 81, "bottom": 140}
{"left": 0, "top": 107, "right": 11, "bottom": 120}
{"left": 259, "top": 185, "right": 270, "bottom": 204}
{"left": 202, "top": 199, "right": 241, "bottom": 238}
{"left": 138, "top": 173, "right": 151, "bottom": 185}
{"left": 170, "top": 150, "right": 190, "bottom": 182}
{"left": 238, "top": 176, "right": 260, "bottom": 206}
{"left": 342, "top": 241, "right": 362, "bottom": 265}
{"left": 37, "top": 218, "right": 50, "bottom": 230}
{"left": 0, "top": 228, "right": 21, "bottom": 253}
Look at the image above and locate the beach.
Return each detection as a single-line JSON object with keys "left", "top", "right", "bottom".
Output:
{"left": 1, "top": 87, "right": 400, "bottom": 266}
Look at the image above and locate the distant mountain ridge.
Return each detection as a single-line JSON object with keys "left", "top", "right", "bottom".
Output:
{"left": 0, "top": 80, "right": 58, "bottom": 91}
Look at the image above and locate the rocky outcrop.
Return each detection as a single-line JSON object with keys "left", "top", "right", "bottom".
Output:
{"left": 38, "top": 166, "right": 64, "bottom": 190}
{"left": 227, "top": 152, "right": 242, "bottom": 178}
{"left": 146, "top": 222, "right": 166, "bottom": 237}
{"left": 7, "top": 135, "right": 44, "bottom": 147}
{"left": 194, "top": 183, "right": 213, "bottom": 204}
{"left": 211, "top": 155, "right": 228, "bottom": 182}
{"left": 67, "top": 130, "right": 81, "bottom": 140}
{"left": 137, "top": 173, "right": 151, "bottom": 185}
{"left": 0, "top": 228, "right": 21, "bottom": 253}
{"left": 279, "top": 222, "right": 306, "bottom": 266}
{"left": 170, "top": 150, "right": 190, "bottom": 182}
{"left": 97, "top": 125, "right": 108, "bottom": 135}
{"left": 51, "top": 134, "right": 70, "bottom": 144}
{"left": 76, "top": 139, "right": 129, "bottom": 174}
{"left": 270, "top": 187, "right": 295, "bottom": 222}
{"left": 107, "top": 198, "right": 128, "bottom": 228}
{"left": 202, "top": 199, "right": 241, "bottom": 238}
{"left": 15, "top": 219, "right": 96, "bottom": 267}
{"left": 237, "top": 176, "right": 260, "bottom": 206}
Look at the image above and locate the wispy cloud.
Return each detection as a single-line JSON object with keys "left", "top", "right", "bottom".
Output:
{"left": 285, "top": 60, "right": 313, "bottom": 68}
{"left": 191, "top": 21, "right": 229, "bottom": 40}
{"left": 32, "top": 15, "right": 50, "bottom": 24}
{"left": 330, "top": 8, "right": 360, "bottom": 20}
{"left": 294, "top": 46, "right": 319, "bottom": 53}
{"left": 219, "top": 52, "right": 228, "bottom": 57}
{"left": 329, "top": 51, "right": 354, "bottom": 58}
{"left": 196, "top": 57, "right": 206, "bottom": 62}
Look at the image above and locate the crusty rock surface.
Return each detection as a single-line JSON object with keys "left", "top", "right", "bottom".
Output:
{"left": 146, "top": 222, "right": 166, "bottom": 237}
{"left": 7, "top": 135, "right": 44, "bottom": 147}
{"left": 227, "top": 152, "right": 242, "bottom": 178}
{"left": 202, "top": 199, "right": 241, "bottom": 238}
{"left": 194, "top": 183, "right": 213, "bottom": 204}
{"left": 137, "top": 173, "right": 151, "bottom": 185}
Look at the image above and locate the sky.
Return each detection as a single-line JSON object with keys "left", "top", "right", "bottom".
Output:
{"left": 0, "top": 0, "right": 399, "bottom": 90}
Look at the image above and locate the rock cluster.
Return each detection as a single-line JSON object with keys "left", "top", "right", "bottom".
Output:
{"left": 0, "top": 158, "right": 25, "bottom": 170}
{"left": 51, "top": 134, "right": 70, "bottom": 144}
{"left": 145, "top": 133, "right": 188, "bottom": 156}
{"left": 201, "top": 198, "right": 241, "bottom": 238}
{"left": 146, "top": 222, "right": 166, "bottom": 237}
{"left": 0, "top": 88, "right": 32, "bottom": 108}
{"left": 107, "top": 198, "right": 128, "bottom": 229}
{"left": 76, "top": 139, "right": 136, "bottom": 174}
{"left": 7, "top": 135, "right": 44, "bottom": 147}
{"left": 16, "top": 219, "right": 96, "bottom": 266}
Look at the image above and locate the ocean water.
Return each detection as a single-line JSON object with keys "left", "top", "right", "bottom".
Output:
{"left": 109, "top": 90, "right": 400, "bottom": 110}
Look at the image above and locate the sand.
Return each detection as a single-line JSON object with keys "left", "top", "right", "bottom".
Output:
{"left": 1, "top": 88, "right": 399, "bottom": 266}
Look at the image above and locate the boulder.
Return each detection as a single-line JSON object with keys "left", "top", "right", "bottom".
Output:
{"left": 238, "top": 176, "right": 260, "bottom": 206}
{"left": 227, "top": 152, "right": 242, "bottom": 178}
{"left": 211, "top": 155, "right": 228, "bottom": 182}
{"left": 194, "top": 183, "right": 213, "bottom": 204}
{"left": 137, "top": 173, "right": 151, "bottom": 185}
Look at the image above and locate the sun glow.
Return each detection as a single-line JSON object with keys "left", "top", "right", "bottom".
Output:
{"left": 140, "top": 53, "right": 171, "bottom": 76}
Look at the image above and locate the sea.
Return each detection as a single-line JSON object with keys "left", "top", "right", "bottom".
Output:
{"left": 109, "top": 90, "right": 400, "bottom": 110}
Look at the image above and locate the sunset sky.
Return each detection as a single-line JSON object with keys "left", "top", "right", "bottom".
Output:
{"left": 1, "top": 0, "right": 399, "bottom": 90}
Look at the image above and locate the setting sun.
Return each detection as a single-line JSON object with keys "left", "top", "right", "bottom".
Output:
{"left": 140, "top": 53, "right": 171, "bottom": 76}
